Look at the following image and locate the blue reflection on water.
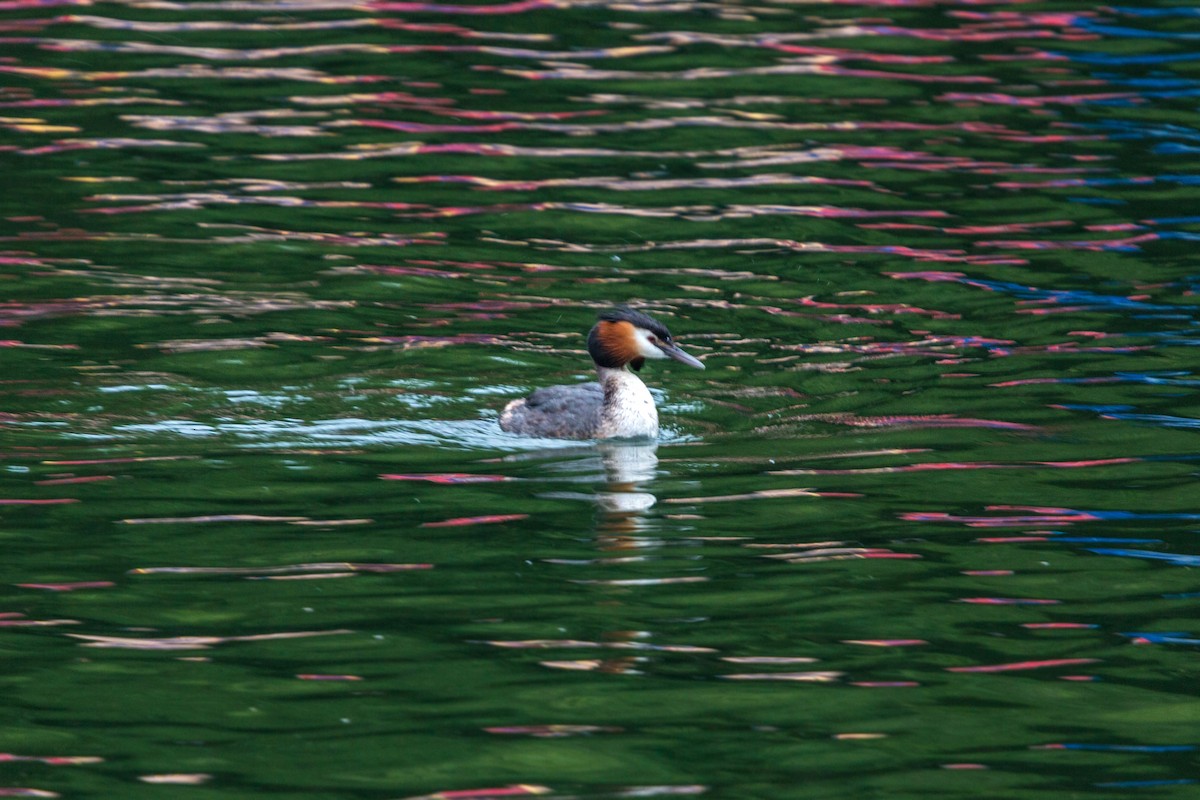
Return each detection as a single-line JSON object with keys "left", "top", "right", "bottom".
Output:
{"left": 1120, "top": 632, "right": 1200, "bottom": 646}
{"left": 1060, "top": 406, "right": 1200, "bottom": 429}
{"left": 1060, "top": 743, "right": 1197, "bottom": 753}
{"left": 938, "top": 277, "right": 1187, "bottom": 312}
{"left": 1095, "top": 779, "right": 1198, "bottom": 788}
{"left": 1090, "top": 549, "right": 1200, "bottom": 567}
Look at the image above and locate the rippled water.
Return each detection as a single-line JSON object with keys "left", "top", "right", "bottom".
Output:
{"left": 3, "top": 1, "right": 1200, "bottom": 798}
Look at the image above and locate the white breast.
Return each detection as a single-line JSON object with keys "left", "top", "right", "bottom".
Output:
{"left": 596, "top": 368, "right": 659, "bottom": 439}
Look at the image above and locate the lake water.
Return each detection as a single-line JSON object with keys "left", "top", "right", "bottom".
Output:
{"left": 2, "top": 1, "right": 1200, "bottom": 798}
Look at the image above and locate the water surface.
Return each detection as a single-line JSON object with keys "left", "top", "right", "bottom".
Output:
{"left": 2, "top": 1, "right": 1200, "bottom": 798}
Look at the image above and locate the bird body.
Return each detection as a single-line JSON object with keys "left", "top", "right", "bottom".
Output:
{"left": 499, "top": 307, "right": 703, "bottom": 440}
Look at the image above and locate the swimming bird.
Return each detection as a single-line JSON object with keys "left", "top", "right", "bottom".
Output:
{"left": 499, "top": 306, "right": 704, "bottom": 440}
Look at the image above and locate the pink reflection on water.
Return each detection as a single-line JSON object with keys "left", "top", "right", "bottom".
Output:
{"left": 957, "top": 597, "right": 1061, "bottom": 605}
{"left": 975, "top": 233, "right": 1158, "bottom": 251}
{"left": 68, "top": 629, "right": 354, "bottom": 650}
{"left": 370, "top": 0, "right": 554, "bottom": 13}
{"left": 851, "top": 681, "right": 920, "bottom": 688}
{"left": 132, "top": 563, "right": 431, "bottom": 576}
{"left": 903, "top": 506, "right": 1102, "bottom": 527}
{"left": 0, "top": 613, "right": 80, "bottom": 628}
{"left": 0, "top": 0, "right": 87, "bottom": 8}
{"left": 497, "top": 61, "right": 997, "bottom": 83}
{"left": 0, "top": 498, "right": 77, "bottom": 504}
{"left": 723, "top": 671, "right": 843, "bottom": 682}
{"left": 775, "top": 457, "right": 1137, "bottom": 475}
{"left": 942, "top": 91, "right": 1136, "bottom": 107}
{"left": 15, "top": 582, "right": 114, "bottom": 591}
{"left": 793, "top": 295, "right": 960, "bottom": 320}
{"left": 137, "top": 774, "right": 212, "bottom": 785}
{"left": 484, "top": 725, "right": 621, "bottom": 737}
{"left": 32, "top": 475, "right": 114, "bottom": 485}
{"left": 761, "top": 43, "right": 952, "bottom": 64}
{"left": 120, "top": 514, "right": 366, "bottom": 525}
{"left": 365, "top": 334, "right": 509, "bottom": 349}
{"left": 0, "top": 64, "right": 388, "bottom": 85}
{"left": 990, "top": 376, "right": 1121, "bottom": 387}
{"left": 421, "top": 514, "right": 528, "bottom": 528}
{"left": 947, "top": 658, "right": 1099, "bottom": 673}
{"left": 798, "top": 414, "right": 1036, "bottom": 431}
{"left": 0, "top": 754, "right": 101, "bottom": 766}
{"left": 43, "top": 456, "right": 198, "bottom": 466}
{"left": 381, "top": 472, "right": 510, "bottom": 484}
{"left": 393, "top": 173, "right": 880, "bottom": 192}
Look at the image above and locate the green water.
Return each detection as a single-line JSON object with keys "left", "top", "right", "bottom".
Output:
{"left": 3, "top": 1, "right": 1200, "bottom": 798}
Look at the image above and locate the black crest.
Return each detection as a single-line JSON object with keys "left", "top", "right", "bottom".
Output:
{"left": 597, "top": 306, "right": 673, "bottom": 342}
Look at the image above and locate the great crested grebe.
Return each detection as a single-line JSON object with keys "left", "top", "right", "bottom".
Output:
{"left": 499, "top": 306, "right": 704, "bottom": 440}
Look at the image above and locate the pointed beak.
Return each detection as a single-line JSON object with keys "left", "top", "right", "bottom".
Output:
{"left": 660, "top": 342, "right": 705, "bottom": 370}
